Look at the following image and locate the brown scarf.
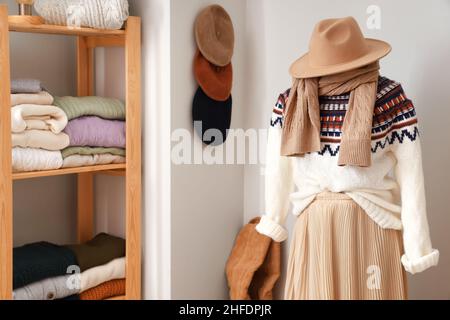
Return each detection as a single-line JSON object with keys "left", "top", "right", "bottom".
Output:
{"left": 281, "top": 62, "right": 380, "bottom": 167}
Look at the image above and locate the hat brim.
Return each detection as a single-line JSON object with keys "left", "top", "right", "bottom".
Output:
{"left": 289, "top": 39, "right": 392, "bottom": 78}
{"left": 194, "top": 50, "right": 233, "bottom": 101}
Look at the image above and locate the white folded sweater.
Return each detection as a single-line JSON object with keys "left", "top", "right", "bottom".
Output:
{"left": 80, "top": 257, "right": 125, "bottom": 292}
{"left": 256, "top": 77, "right": 439, "bottom": 275}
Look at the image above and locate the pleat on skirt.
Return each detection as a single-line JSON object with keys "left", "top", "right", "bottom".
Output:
{"left": 285, "top": 192, "right": 407, "bottom": 300}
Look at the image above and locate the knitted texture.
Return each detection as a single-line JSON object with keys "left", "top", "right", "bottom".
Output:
{"left": 53, "top": 96, "right": 125, "bottom": 121}
{"left": 11, "top": 91, "right": 54, "bottom": 107}
{"left": 12, "top": 147, "right": 63, "bottom": 172}
{"left": 62, "top": 146, "right": 125, "bottom": 159}
{"left": 80, "top": 279, "right": 125, "bottom": 300}
{"left": 64, "top": 116, "right": 126, "bottom": 148}
{"left": 34, "top": 0, "right": 129, "bottom": 30}
{"left": 11, "top": 79, "right": 42, "bottom": 94}
{"left": 80, "top": 257, "right": 125, "bottom": 292}
{"left": 14, "top": 275, "right": 80, "bottom": 300}
{"left": 259, "top": 76, "right": 439, "bottom": 275}
{"left": 65, "top": 233, "right": 125, "bottom": 272}
{"left": 281, "top": 62, "right": 379, "bottom": 167}
{"left": 13, "top": 242, "right": 77, "bottom": 289}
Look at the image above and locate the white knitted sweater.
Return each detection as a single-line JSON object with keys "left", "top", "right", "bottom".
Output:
{"left": 34, "top": 0, "right": 129, "bottom": 30}
{"left": 256, "top": 77, "right": 439, "bottom": 275}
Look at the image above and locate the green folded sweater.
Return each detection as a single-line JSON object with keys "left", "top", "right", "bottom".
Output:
{"left": 65, "top": 233, "right": 125, "bottom": 272}
{"left": 62, "top": 147, "right": 126, "bottom": 159}
{"left": 54, "top": 96, "right": 126, "bottom": 120}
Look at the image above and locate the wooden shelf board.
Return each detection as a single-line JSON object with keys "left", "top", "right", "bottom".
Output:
{"left": 8, "top": 18, "right": 126, "bottom": 37}
{"left": 105, "top": 295, "right": 126, "bottom": 301}
{"left": 12, "top": 164, "right": 126, "bottom": 180}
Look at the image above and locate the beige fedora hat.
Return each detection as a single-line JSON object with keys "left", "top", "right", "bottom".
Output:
{"left": 290, "top": 17, "right": 391, "bottom": 78}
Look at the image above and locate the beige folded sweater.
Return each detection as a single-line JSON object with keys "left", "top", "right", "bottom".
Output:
{"left": 11, "top": 91, "right": 54, "bottom": 107}
{"left": 80, "top": 257, "right": 125, "bottom": 292}
{"left": 12, "top": 130, "right": 69, "bottom": 151}
{"left": 11, "top": 104, "right": 67, "bottom": 134}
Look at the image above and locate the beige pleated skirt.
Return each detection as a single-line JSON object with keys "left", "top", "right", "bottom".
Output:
{"left": 285, "top": 192, "right": 407, "bottom": 300}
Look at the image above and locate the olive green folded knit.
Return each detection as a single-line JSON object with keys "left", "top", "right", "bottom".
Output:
{"left": 65, "top": 233, "right": 125, "bottom": 272}
{"left": 61, "top": 147, "right": 126, "bottom": 159}
{"left": 54, "top": 96, "right": 126, "bottom": 121}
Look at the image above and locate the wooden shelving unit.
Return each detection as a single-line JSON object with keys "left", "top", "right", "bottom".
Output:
{"left": 0, "top": 5, "right": 141, "bottom": 300}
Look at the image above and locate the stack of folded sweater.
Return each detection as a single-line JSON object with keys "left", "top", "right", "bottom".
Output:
{"left": 11, "top": 79, "right": 69, "bottom": 172}
{"left": 54, "top": 96, "right": 126, "bottom": 168}
{"left": 13, "top": 233, "right": 126, "bottom": 300}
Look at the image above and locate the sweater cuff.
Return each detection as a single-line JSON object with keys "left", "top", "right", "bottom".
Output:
{"left": 255, "top": 216, "right": 288, "bottom": 242}
{"left": 337, "top": 139, "right": 372, "bottom": 167}
{"left": 401, "top": 249, "right": 439, "bottom": 274}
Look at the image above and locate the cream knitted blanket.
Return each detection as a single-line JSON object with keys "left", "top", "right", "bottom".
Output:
{"left": 11, "top": 104, "right": 68, "bottom": 134}
{"left": 12, "top": 130, "right": 70, "bottom": 151}
{"left": 34, "top": 0, "right": 129, "bottom": 30}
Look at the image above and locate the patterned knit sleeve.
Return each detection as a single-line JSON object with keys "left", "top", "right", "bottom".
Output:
{"left": 385, "top": 85, "right": 439, "bottom": 274}
{"left": 256, "top": 90, "right": 294, "bottom": 242}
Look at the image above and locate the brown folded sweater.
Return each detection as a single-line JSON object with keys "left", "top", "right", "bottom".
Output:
{"left": 65, "top": 233, "right": 125, "bottom": 271}
{"left": 80, "top": 279, "right": 125, "bottom": 300}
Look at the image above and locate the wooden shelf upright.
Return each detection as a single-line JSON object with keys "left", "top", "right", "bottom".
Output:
{"left": 0, "top": 5, "right": 141, "bottom": 300}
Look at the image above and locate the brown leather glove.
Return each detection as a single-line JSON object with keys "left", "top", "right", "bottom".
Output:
{"left": 226, "top": 217, "right": 281, "bottom": 300}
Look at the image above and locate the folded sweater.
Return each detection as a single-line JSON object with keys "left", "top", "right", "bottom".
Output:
{"left": 63, "top": 154, "right": 125, "bottom": 168}
{"left": 13, "top": 242, "right": 77, "bottom": 289}
{"left": 34, "top": 0, "right": 129, "bottom": 30}
{"left": 80, "top": 257, "right": 125, "bottom": 292}
{"left": 65, "top": 233, "right": 125, "bottom": 272}
{"left": 11, "top": 104, "right": 68, "bottom": 134}
{"left": 12, "top": 147, "right": 63, "bottom": 172}
{"left": 62, "top": 146, "right": 126, "bottom": 159}
{"left": 11, "top": 91, "right": 54, "bottom": 107}
{"left": 12, "top": 130, "right": 70, "bottom": 151}
{"left": 54, "top": 96, "right": 125, "bottom": 121}
{"left": 11, "top": 79, "right": 42, "bottom": 94}
{"left": 13, "top": 274, "right": 80, "bottom": 300}
{"left": 80, "top": 279, "right": 125, "bottom": 300}
{"left": 64, "top": 116, "right": 125, "bottom": 148}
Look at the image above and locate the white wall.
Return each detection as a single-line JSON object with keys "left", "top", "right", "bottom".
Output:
{"left": 127, "top": 0, "right": 173, "bottom": 300}
{"left": 243, "top": 0, "right": 450, "bottom": 300}
{"left": 170, "top": 0, "right": 246, "bottom": 299}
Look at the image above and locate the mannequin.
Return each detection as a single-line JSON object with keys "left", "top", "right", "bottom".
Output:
{"left": 256, "top": 17, "right": 439, "bottom": 300}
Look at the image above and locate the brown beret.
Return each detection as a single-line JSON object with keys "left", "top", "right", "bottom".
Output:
{"left": 194, "top": 49, "right": 232, "bottom": 102}
{"left": 194, "top": 5, "right": 235, "bottom": 67}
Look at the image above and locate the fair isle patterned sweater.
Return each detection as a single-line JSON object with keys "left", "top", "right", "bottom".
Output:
{"left": 256, "top": 76, "right": 439, "bottom": 274}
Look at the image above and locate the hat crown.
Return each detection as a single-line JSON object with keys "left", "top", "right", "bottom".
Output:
{"left": 309, "top": 17, "right": 369, "bottom": 67}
